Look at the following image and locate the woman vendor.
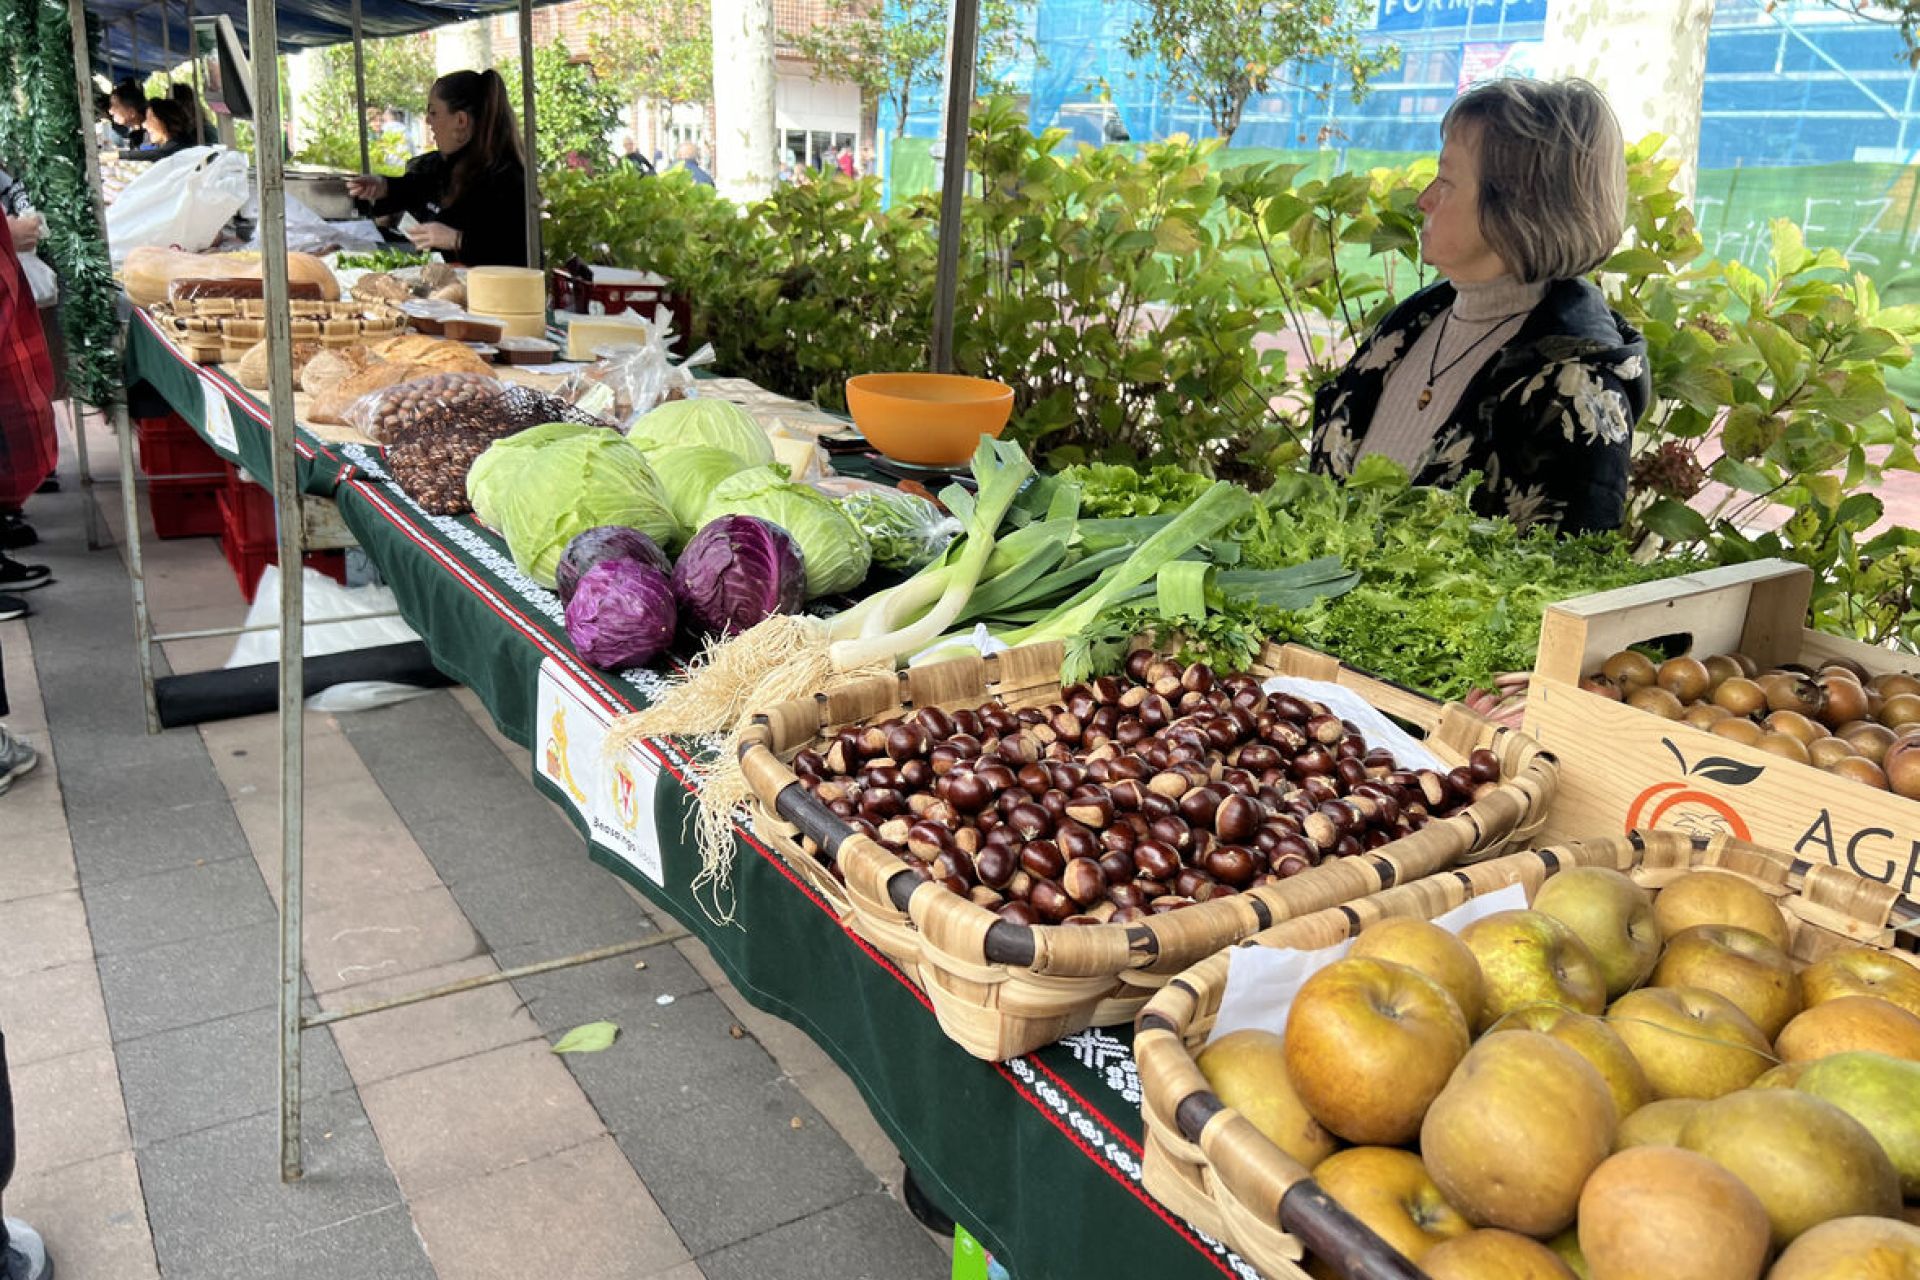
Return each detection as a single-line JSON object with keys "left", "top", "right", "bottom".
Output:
{"left": 345, "top": 70, "right": 528, "bottom": 268}
{"left": 122, "top": 97, "right": 193, "bottom": 162}
{"left": 1309, "top": 78, "right": 1650, "bottom": 535}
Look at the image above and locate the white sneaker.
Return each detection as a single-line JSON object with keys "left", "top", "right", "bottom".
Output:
{"left": 0, "top": 726, "right": 38, "bottom": 796}
{"left": 1, "top": 1218, "right": 52, "bottom": 1280}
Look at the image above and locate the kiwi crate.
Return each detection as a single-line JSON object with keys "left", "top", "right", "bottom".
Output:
{"left": 1524, "top": 557, "right": 1920, "bottom": 891}
{"left": 1133, "top": 828, "right": 1920, "bottom": 1280}
{"left": 737, "top": 639, "right": 1559, "bottom": 1062}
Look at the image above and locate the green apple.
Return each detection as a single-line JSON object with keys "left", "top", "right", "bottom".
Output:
{"left": 1531, "top": 867, "right": 1661, "bottom": 998}
{"left": 1457, "top": 910, "right": 1607, "bottom": 1033}
{"left": 1793, "top": 1051, "right": 1920, "bottom": 1198}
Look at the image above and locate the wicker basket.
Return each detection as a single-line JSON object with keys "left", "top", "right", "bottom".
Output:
{"left": 151, "top": 298, "right": 404, "bottom": 363}
{"left": 1133, "top": 829, "right": 1920, "bottom": 1280}
{"left": 736, "top": 639, "right": 1560, "bottom": 1061}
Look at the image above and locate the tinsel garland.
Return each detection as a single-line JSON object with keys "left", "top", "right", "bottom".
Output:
{"left": 0, "top": 0, "right": 120, "bottom": 406}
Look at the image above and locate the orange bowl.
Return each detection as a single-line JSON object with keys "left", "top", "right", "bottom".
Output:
{"left": 844, "top": 372, "right": 1014, "bottom": 467}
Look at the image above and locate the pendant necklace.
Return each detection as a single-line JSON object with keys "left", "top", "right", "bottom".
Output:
{"left": 1416, "top": 306, "right": 1534, "bottom": 411}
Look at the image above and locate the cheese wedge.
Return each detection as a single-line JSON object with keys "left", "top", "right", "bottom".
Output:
{"left": 566, "top": 313, "right": 653, "bottom": 361}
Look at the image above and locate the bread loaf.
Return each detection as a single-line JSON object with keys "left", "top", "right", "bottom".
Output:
{"left": 349, "top": 273, "right": 412, "bottom": 305}
{"left": 234, "top": 339, "right": 322, "bottom": 392}
{"left": 366, "top": 335, "right": 495, "bottom": 378}
{"left": 124, "top": 246, "right": 340, "bottom": 307}
{"left": 298, "top": 345, "right": 379, "bottom": 398}
{"left": 168, "top": 277, "right": 325, "bottom": 304}
{"left": 308, "top": 360, "right": 433, "bottom": 425}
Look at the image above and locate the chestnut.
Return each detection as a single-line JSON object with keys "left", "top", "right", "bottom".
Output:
{"left": 1057, "top": 820, "right": 1099, "bottom": 861}
{"left": 995, "top": 901, "right": 1039, "bottom": 926}
{"left": 1290, "top": 745, "right": 1336, "bottom": 779}
{"left": 932, "top": 849, "right": 976, "bottom": 887}
{"left": 1178, "top": 784, "right": 1223, "bottom": 829}
{"left": 1029, "top": 878, "right": 1077, "bottom": 923}
{"left": 1133, "top": 838, "right": 1181, "bottom": 882}
{"left": 1017, "top": 763, "right": 1051, "bottom": 794}
{"left": 1204, "top": 845, "right": 1258, "bottom": 887}
{"left": 1215, "top": 793, "right": 1264, "bottom": 843}
{"left": 1124, "top": 650, "right": 1155, "bottom": 683}
{"left": 1110, "top": 905, "right": 1149, "bottom": 924}
{"left": 968, "top": 885, "right": 1005, "bottom": 910}
{"left": 1098, "top": 824, "right": 1136, "bottom": 855}
{"left": 1148, "top": 895, "right": 1194, "bottom": 914}
{"left": 1468, "top": 747, "right": 1501, "bottom": 785}
{"left": 886, "top": 722, "right": 928, "bottom": 761}
{"left": 1020, "top": 840, "right": 1066, "bottom": 881}
{"left": 1149, "top": 814, "right": 1193, "bottom": 851}
{"left": 906, "top": 820, "right": 953, "bottom": 860}
{"left": 1062, "top": 857, "right": 1107, "bottom": 905}
{"left": 1009, "top": 801, "right": 1053, "bottom": 840}
{"left": 1065, "top": 793, "right": 1114, "bottom": 828}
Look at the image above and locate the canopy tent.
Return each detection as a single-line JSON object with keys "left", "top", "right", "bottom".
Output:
{"left": 89, "top": 0, "right": 551, "bottom": 78}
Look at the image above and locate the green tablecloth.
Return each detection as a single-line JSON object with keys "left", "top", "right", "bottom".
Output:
{"left": 124, "top": 306, "right": 354, "bottom": 498}
{"left": 128, "top": 323, "right": 1258, "bottom": 1280}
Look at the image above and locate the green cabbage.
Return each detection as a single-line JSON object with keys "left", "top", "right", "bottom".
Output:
{"left": 626, "top": 397, "right": 773, "bottom": 466}
{"left": 647, "top": 445, "right": 753, "bottom": 533}
{"left": 467, "top": 423, "right": 683, "bottom": 588}
{"left": 699, "top": 467, "right": 871, "bottom": 599}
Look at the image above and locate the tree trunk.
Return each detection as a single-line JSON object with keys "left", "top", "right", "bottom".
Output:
{"left": 1540, "top": 0, "right": 1716, "bottom": 201}
{"left": 434, "top": 19, "right": 491, "bottom": 77}
{"left": 285, "top": 46, "right": 323, "bottom": 154}
{"left": 710, "top": 0, "right": 777, "bottom": 199}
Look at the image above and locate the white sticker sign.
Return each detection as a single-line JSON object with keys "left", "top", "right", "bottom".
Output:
{"left": 535, "top": 657, "right": 666, "bottom": 886}
{"left": 199, "top": 373, "right": 238, "bottom": 454}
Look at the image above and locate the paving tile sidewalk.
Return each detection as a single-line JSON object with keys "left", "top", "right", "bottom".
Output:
{"left": 0, "top": 414, "right": 948, "bottom": 1279}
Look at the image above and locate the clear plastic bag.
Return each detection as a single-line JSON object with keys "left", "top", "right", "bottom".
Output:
{"left": 345, "top": 371, "right": 610, "bottom": 447}
{"left": 833, "top": 485, "right": 960, "bottom": 572}
{"left": 558, "top": 302, "right": 717, "bottom": 428}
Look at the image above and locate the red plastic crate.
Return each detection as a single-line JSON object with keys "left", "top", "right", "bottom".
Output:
{"left": 219, "top": 533, "right": 347, "bottom": 603}
{"left": 135, "top": 413, "right": 223, "bottom": 478}
{"left": 548, "top": 264, "right": 691, "bottom": 355}
{"left": 148, "top": 476, "right": 224, "bottom": 539}
{"left": 219, "top": 467, "right": 276, "bottom": 546}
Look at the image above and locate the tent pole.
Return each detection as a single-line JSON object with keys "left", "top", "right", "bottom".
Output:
{"left": 927, "top": 0, "right": 978, "bottom": 374}
{"left": 186, "top": 0, "right": 205, "bottom": 145}
{"left": 246, "top": 0, "right": 308, "bottom": 1186}
{"left": 159, "top": 1, "right": 170, "bottom": 85}
{"left": 351, "top": 0, "right": 369, "bottom": 174}
{"left": 518, "top": 0, "right": 541, "bottom": 267}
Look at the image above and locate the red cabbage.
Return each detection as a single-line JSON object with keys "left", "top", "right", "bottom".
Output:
{"left": 564, "top": 559, "right": 678, "bottom": 669}
{"left": 555, "top": 525, "right": 673, "bottom": 605}
{"left": 671, "top": 515, "right": 808, "bottom": 637}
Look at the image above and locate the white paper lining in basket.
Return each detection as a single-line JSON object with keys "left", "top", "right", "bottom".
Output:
{"left": 1205, "top": 882, "right": 1528, "bottom": 1048}
{"left": 1258, "top": 675, "right": 1447, "bottom": 774}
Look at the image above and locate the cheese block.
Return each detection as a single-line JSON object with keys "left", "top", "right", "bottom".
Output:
{"left": 465, "top": 266, "right": 545, "bottom": 316}
{"left": 473, "top": 310, "right": 548, "bottom": 340}
{"left": 565, "top": 313, "right": 652, "bottom": 361}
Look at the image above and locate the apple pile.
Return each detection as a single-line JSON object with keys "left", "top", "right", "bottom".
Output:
{"left": 1195, "top": 866, "right": 1920, "bottom": 1279}
{"left": 1587, "top": 649, "right": 1920, "bottom": 796}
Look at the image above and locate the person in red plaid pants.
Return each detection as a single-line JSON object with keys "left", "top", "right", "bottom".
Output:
{"left": 0, "top": 218, "right": 53, "bottom": 605}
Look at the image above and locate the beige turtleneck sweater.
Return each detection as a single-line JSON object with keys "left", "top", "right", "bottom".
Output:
{"left": 1359, "top": 275, "right": 1549, "bottom": 472}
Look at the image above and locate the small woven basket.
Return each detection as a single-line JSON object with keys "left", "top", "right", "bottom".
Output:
{"left": 737, "top": 639, "right": 1560, "bottom": 1061}
{"left": 1133, "top": 829, "right": 1920, "bottom": 1280}
{"left": 153, "top": 298, "right": 404, "bottom": 362}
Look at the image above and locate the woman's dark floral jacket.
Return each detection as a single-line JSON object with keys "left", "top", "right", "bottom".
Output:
{"left": 1308, "top": 278, "right": 1651, "bottom": 534}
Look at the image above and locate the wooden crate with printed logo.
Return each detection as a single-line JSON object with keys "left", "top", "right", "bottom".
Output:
{"left": 1523, "top": 557, "right": 1920, "bottom": 893}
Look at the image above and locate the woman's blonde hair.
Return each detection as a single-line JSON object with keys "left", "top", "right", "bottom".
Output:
{"left": 1441, "top": 77, "right": 1626, "bottom": 283}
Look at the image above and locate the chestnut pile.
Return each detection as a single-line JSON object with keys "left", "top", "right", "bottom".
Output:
{"left": 1587, "top": 650, "right": 1920, "bottom": 797}
{"left": 790, "top": 652, "right": 1501, "bottom": 928}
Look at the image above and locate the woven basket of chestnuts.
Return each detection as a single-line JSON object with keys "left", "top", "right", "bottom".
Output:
{"left": 735, "top": 640, "right": 1561, "bottom": 1061}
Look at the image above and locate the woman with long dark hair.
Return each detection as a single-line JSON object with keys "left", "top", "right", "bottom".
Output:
{"left": 346, "top": 69, "right": 528, "bottom": 267}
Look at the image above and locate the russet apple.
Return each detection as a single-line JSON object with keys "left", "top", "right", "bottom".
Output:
{"left": 1349, "top": 916, "right": 1485, "bottom": 1029}
{"left": 1680, "top": 1087, "right": 1902, "bottom": 1248}
{"left": 1309, "top": 1146, "right": 1470, "bottom": 1269}
{"left": 1753, "top": 1060, "right": 1811, "bottom": 1088}
{"left": 1284, "top": 957, "right": 1469, "bottom": 1145}
{"left": 1612, "top": 1096, "right": 1703, "bottom": 1150}
{"left": 1531, "top": 867, "right": 1661, "bottom": 998}
{"left": 1653, "top": 870, "right": 1789, "bottom": 949}
{"left": 1577, "top": 1145, "right": 1770, "bottom": 1280}
{"left": 1195, "top": 1029, "right": 1339, "bottom": 1170}
{"left": 1421, "top": 1031, "right": 1616, "bottom": 1237}
{"left": 1776, "top": 995, "right": 1920, "bottom": 1063}
{"left": 1503, "top": 1005, "right": 1652, "bottom": 1123}
{"left": 1419, "top": 1228, "right": 1576, "bottom": 1279}
{"left": 1766, "top": 1215, "right": 1920, "bottom": 1280}
{"left": 1457, "top": 910, "right": 1607, "bottom": 1033}
{"left": 1792, "top": 1051, "right": 1920, "bottom": 1198}
{"left": 1606, "top": 986, "right": 1773, "bottom": 1099}
{"left": 1801, "top": 947, "right": 1920, "bottom": 1020}
{"left": 1651, "top": 923, "right": 1803, "bottom": 1039}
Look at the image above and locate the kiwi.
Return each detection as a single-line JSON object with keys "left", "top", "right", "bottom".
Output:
{"left": 1712, "top": 676, "right": 1768, "bottom": 717}
{"left": 1657, "top": 656, "right": 1712, "bottom": 704}
{"left": 1807, "top": 736, "right": 1856, "bottom": 769}
{"left": 1710, "top": 717, "right": 1766, "bottom": 746}
{"left": 1756, "top": 732, "right": 1812, "bottom": 764}
{"left": 1829, "top": 755, "right": 1889, "bottom": 790}
{"left": 1626, "top": 685, "right": 1685, "bottom": 720}
{"left": 1602, "top": 650, "right": 1659, "bottom": 692}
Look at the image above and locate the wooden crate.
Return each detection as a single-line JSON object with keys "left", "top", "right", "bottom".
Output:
{"left": 1524, "top": 558, "right": 1920, "bottom": 892}
{"left": 738, "top": 640, "right": 1559, "bottom": 1062}
{"left": 1134, "top": 829, "right": 1920, "bottom": 1280}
